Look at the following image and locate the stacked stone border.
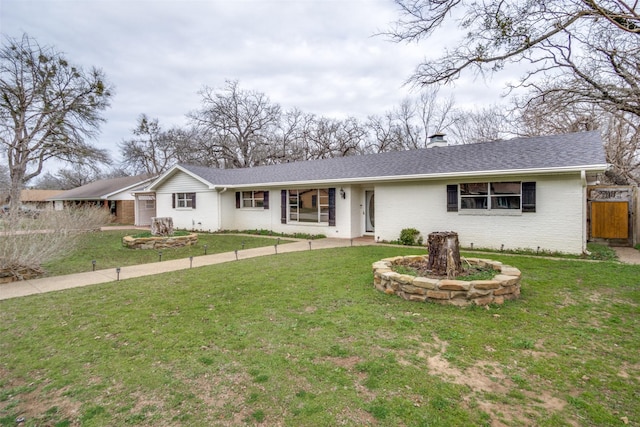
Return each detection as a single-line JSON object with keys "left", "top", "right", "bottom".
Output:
{"left": 122, "top": 233, "right": 198, "bottom": 249}
{"left": 372, "top": 255, "right": 521, "bottom": 306}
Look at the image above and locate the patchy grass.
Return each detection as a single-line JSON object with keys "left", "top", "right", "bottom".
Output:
{"left": 465, "top": 242, "right": 618, "bottom": 261}
{"left": 1, "top": 247, "right": 638, "bottom": 426}
{"left": 40, "top": 230, "right": 290, "bottom": 277}
{"left": 584, "top": 243, "right": 619, "bottom": 261}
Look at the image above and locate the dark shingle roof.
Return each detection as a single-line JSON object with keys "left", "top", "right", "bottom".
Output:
{"left": 20, "top": 189, "right": 64, "bottom": 202}
{"left": 49, "top": 174, "right": 156, "bottom": 200}
{"left": 174, "top": 131, "right": 607, "bottom": 188}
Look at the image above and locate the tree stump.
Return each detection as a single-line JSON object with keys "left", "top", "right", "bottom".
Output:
{"left": 151, "top": 217, "right": 174, "bottom": 236}
{"left": 427, "top": 232, "right": 462, "bottom": 278}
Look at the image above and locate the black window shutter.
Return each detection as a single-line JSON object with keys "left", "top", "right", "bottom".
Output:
{"left": 281, "top": 190, "right": 287, "bottom": 224}
{"left": 264, "top": 191, "right": 269, "bottom": 209}
{"left": 190, "top": 193, "right": 196, "bottom": 209}
{"left": 328, "top": 188, "right": 336, "bottom": 226}
{"left": 446, "top": 185, "right": 458, "bottom": 212}
{"left": 172, "top": 193, "right": 176, "bottom": 209}
{"left": 522, "top": 182, "right": 536, "bottom": 212}
{"left": 236, "top": 192, "right": 241, "bottom": 209}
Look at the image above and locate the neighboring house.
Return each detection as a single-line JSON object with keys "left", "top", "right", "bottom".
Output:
{"left": 142, "top": 131, "right": 608, "bottom": 254}
{"left": 19, "top": 189, "right": 64, "bottom": 211}
{"left": 49, "top": 174, "right": 156, "bottom": 224}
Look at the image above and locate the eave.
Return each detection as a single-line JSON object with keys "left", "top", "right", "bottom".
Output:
{"left": 213, "top": 164, "right": 609, "bottom": 190}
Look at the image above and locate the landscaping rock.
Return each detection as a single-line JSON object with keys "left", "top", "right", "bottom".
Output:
{"left": 371, "top": 255, "right": 522, "bottom": 307}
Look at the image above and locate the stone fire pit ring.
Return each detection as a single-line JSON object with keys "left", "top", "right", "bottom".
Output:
{"left": 372, "top": 255, "right": 521, "bottom": 307}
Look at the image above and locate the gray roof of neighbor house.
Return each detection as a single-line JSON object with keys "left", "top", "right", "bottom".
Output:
{"left": 48, "top": 174, "right": 156, "bottom": 201}
{"left": 154, "top": 131, "right": 608, "bottom": 189}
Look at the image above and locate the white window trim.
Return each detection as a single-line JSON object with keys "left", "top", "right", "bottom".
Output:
{"left": 241, "top": 191, "right": 265, "bottom": 209}
{"left": 176, "top": 193, "right": 193, "bottom": 209}
{"left": 459, "top": 181, "right": 522, "bottom": 212}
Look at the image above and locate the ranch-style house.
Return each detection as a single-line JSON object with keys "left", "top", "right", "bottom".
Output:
{"left": 134, "top": 131, "right": 608, "bottom": 254}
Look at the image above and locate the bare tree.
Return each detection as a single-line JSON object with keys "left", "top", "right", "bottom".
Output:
{"left": 414, "top": 89, "right": 456, "bottom": 147}
{"left": 269, "top": 108, "right": 311, "bottom": 163}
{"left": 602, "top": 112, "right": 640, "bottom": 185}
{"left": 365, "top": 87, "right": 456, "bottom": 151}
{"left": 387, "top": 0, "right": 640, "bottom": 120}
{"left": 303, "top": 116, "right": 368, "bottom": 159}
{"left": 35, "top": 165, "right": 130, "bottom": 190}
{"left": 514, "top": 90, "right": 640, "bottom": 184}
{"left": 189, "top": 80, "right": 281, "bottom": 168}
{"left": 450, "top": 105, "right": 511, "bottom": 144}
{"left": 0, "top": 34, "right": 113, "bottom": 211}
{"left": 365, "top": 111, "right": 406, "bottom": 153}
{"left": 120, "top": 114, "right": 176, "bottom": 174}
{"left": 0, "top": 164, "right": 9, "bottom": 198}
{"left": 35, "top": 166, "right": 98, "bottom": 190}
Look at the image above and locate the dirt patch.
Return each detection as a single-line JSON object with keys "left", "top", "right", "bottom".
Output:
{"left": 617, "top": 362, "right": 640, "bottom": 381}
{"left": 392, "top": 257, "right": 493, "bottom": 280}
{"left": 335, "top": 407, "right": 378, "bottom": 425}
{"left": 181, "top": 363, "right": 258, "bottom": 426}
{"left": 317, "top": 355, "right": 362, "bottom": 370}
{"left": 415, "top": 335, "right": 571, "bottom": 426}
{"left": 0, "top": 382, "right": 81, "bottom": 426}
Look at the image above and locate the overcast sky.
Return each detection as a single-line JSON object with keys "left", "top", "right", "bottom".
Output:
{"left": 2, "top": 0, "right": 511, "bottom": 168}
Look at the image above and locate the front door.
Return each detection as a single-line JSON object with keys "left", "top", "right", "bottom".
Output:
{"left": 365, "top": 191, "right": 375, "bottom": 233}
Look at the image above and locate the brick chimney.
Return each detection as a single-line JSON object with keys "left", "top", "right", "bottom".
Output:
{"left": 428, "top": 133, "right": 448, "bottom": 148}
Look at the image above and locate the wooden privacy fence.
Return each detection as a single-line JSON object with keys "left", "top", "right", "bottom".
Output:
{"left": 587, "top": 186, "right": 637, "bottom": 245}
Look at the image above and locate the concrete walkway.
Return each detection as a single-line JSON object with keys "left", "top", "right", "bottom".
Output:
{"left": 613, "top": 246, "right": 640, "bottom": 265}
{"left": 0, "top": 237, "right": 373, "bottom": 301}
{"left": 1, "top": 237, "right": 639, "bottom": 302}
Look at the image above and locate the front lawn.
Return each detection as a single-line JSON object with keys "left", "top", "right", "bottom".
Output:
{"left": 1, "top": 247, "right": 638, "bottom": 426}
{"left": 41, "top": 230, "right": 290, "bottom": 277}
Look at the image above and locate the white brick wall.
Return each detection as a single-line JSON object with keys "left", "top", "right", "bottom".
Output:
{"left": 152, "top": 170, "right": 589, "bottom": 253}
{"left": 155, "top": 173, "right": 218, "bottom": 231}
{"left": 374, "top": 174, "right": 586, "bottom": 254}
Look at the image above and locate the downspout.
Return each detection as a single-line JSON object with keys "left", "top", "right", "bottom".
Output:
{"left": 581, "top": 170, "right": 588, "bottom": 254}
{"left": 217, "top": 187, "right": 228, "bottom": 232}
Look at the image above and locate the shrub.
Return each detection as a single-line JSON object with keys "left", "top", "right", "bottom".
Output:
{"left": 399, "top": 228, "right": 423, "bottom": 246}
{"left": 0, "top": 206, "right": 111, "bottom": 280}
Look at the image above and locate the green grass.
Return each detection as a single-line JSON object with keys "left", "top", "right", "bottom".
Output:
{"left": 1, "top": 246, "right": 639, "bottom": 426}
{"left": 585, "top": 243, "right": 619, "bottom": 261}
{"left": 461, "top": 242, "right": 619, "bottom": 261}
{"left": 40, "top": 230, "right": 291, "bottom": 277}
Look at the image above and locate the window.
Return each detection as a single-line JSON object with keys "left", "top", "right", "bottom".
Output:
{"left": 460, "top": 183, "right": 489, "bottom": 209}
{"left": 145, "top": 200, "right": 155, "bottom": 210}
{"left": 288, "top": 189, "right": 329, "bottom": 223}
{"left": 490, "top": 182, "right": 521, "bottom": 210}
{"left": 236, "top": 191, "right": 269, "bottom": 209}
{"left": 173, "top": 193, "right": 196, "bottom": 209}
{"left": 243, "top": 191, "right": 265, "bottom": 208}
{"left": 451, "top": 182, "right": 536, "bottom": 212}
